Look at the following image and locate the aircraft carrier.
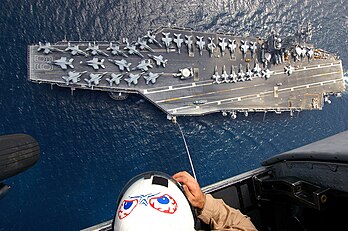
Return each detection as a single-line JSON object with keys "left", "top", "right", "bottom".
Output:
{"left": 27, "top": 25, "right": 345, "bottom": 119}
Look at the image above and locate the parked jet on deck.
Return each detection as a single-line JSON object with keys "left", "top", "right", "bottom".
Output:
{"left": 62, "top": 71, "right": 87, "bottom": 85}
{"left": 84, "top": 72, "right": 107, "bottom": 87}
{"left": 65, "top": 42, "right": 87, "bottom": 56}
{"left": 48, "top": 57, "right": 74, "bottom": 70}
{"left": 108, "top": 59, "right": 132, "bottom": 72}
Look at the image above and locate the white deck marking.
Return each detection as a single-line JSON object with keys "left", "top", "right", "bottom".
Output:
{"left": 158, "top": 70, "right": 341, "bottom": 105}
{"left": 146, "top": 82, "right": 212, "bottom": 94}
{"left": 155, "top": 84, "right": 265, "bottom": 103}
{"left": 271, "top": 62, "right": 340, "bottom": 76}
{"left": 146, "top": 63, "right": 341, "bottom": 94}
{"left": 167, "top": 75, "right": 342, "bottom": 113}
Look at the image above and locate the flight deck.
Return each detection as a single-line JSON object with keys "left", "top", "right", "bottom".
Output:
{"left": 28, "top": 26, "right": 345, "bottom": 118}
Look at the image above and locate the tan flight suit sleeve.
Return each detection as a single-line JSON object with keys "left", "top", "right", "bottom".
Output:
{"left": 197, "top": 194, "right": 257, "bottom": 231}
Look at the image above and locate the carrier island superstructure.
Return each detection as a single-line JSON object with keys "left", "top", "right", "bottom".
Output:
{"left": 27, "top": 25, "right": 345, "bottom": 119}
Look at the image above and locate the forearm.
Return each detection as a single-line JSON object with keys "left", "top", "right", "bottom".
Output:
{"left": 197, "top": 194, "right": 257, "bottom": 231}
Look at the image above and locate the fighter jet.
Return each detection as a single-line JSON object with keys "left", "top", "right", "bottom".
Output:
{"left": 173, "top": 33, "right": 184, "bottom": 53}
{"left": 245, "top": 63, "right": 253, "bottom": 81}
{"left": 61, "top": 71, "right": 87, "bottom": 85}
{"left": 106, "top": 42, "right": 128, "bottom": 57}
{"left": 143, "top": 31, "right": 162, "bottom": 47}
{"left": 221, "top": 65, "right": 230, "bottom": 83}
{"left": 249, "top": 41, "right": 257, "bottom": 58}
{"left": 106, "top": 73, "right": 124, "bottom": 86}
{"left": 228, "top": 39, "right": 237, "bottom": 54}
{"left": 132, "top": 59, "right": 153, "bottom": 72}
{"left": 284, "top": 65, "right": 295, "bottom": 75}
{"left": 185, "top": 35, "right": 193, "bottom": 53}
{"left": 261, "top": 44, "right": 267, "bottom": 65}
{"left": 274, "top": 37, "right": 282, "bottom": 51}
{"left": 212, "top": 66, "right": 221, "bottom": 84}
{"left": 207, "top": 37, "right": 216, "bottom": 57}
{"left": 86, "top": 42, "right": 109, "bottom": 56}
{"left": 48, "top": 57, "right": 74, "bottom": 70}
{"left": 148, "top": 54, "right": 168, "bottom": 67}
{"left": 238, "top": 64, "right": 245, "bottom": 82}
{"left": 240, "top": 40, "right": 249, "bottom": 58}
{"left": 37, "top": 42, "right": 63, "bottom": 54}
{"left": 161, "top": 32, "right": 172, "bottom": 52}
{"left": 65, "top": 42, "right": 87, "bottom": 56}
{"left": 293, "top": 46, "right": 300, "bottom": 61}
{"left": 262, "top": 69, "right": 272, "bottom": 80}
{"left": 143, "top": 72, "right": 162, "bottom": 85}
{"left": 108, "top": 59, "right": 131, "bottom": 72}
{"left": 123, "top": 39, "right": 144, "bottom": 58}
{"left": 307, "top": 47, "right": 314, "bottom": 59}
{"left": 253, "top": 61, "right": 262, "bottom": 78}
{"left": 230, "top": 66, "right": 237, "bottom": 83}
{"left": 196, "top": 36, "right": 205, "bottom": 56}
{"left": 83, "top": 57, "right": 105, "bottom": 70}
{"left": 135, "top": 38, "right": 154, "bottom": 52}
{"left": 124, "top": 73, "right": 143, "bottom": 86}
{"left": 218, "top": 37, "right": 228, "bottom": 56}
{"left": 84, "top": 72, "right": 107, "bottom": 87}
{"left": 298, "top": 46, "right": 307, "bottom": 59}
{"left": 274, "top": 53, "right": 283, "bottom": 65}
{"left": 263, "top": 52, "right": 272, "bottom": 67}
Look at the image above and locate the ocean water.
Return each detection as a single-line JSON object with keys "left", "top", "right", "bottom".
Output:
{"left": 0, "top": 0, "right": 347, "bottom": 230}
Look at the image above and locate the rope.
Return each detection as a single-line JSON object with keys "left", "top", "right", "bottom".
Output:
{"left": 176, "top": 121, "right": 197, "bottom": 180}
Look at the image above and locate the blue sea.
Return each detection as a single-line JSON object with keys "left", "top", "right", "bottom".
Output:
{"left": 0, "top": 0, "right": 347, "bottom": 230}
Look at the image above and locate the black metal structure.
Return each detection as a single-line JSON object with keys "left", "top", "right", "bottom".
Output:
{"left": 0, "top": 134, "right": 40, "bottom": 199}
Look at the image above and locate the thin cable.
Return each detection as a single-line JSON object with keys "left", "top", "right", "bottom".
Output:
{"left": 176, "top": 121, "right": 197, "bottom": 180}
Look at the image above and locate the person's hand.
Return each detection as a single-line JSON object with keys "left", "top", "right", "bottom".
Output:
{"left": 172, "top": 171, "right": 205, "bottom": 210}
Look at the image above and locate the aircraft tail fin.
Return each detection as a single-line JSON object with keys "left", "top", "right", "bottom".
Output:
{"left": 62, "top": 76, "right": 70, "bottom": 85}
{"left": 143, "top": 76, "right": 149, "bottom": 85}
{"left": 62, "top": 76, "right": 68, "bottom": 83}
{"left": 126, "top": 64, "right": 132, "bottom": 72}
{"left": 68, "top": 59, "right": 74, "bottom": 68}
{"left": 84, "top": 78, "right": 91, "bottom": 84}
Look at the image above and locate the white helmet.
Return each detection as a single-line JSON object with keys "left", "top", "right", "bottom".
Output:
{"left": 113, "top": 172, "right": 196, "bottom": 231}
